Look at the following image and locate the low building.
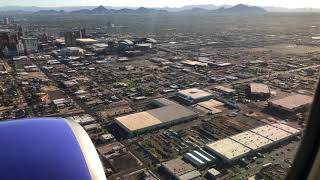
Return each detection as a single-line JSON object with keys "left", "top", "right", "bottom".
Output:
{"left": 205, "top": 123, "right": 301, "bottom": 162}
{"left": 268, "top": 94, "right": 313, "bottom": 112}
{"left": 183, "top": 149, "right": 216, "bottom": 168}
{"left": 66, "top": 114, "right": 96, "bottom": 125}
{"left": 119, "top": 39, "right": 134, "bottom": 50}
{"left": 60, "top": 47, "right": 85, "bottom": 56}
{"left": 206, "top": 138, "right": 251, "bottom": 162}
{"left": 162, "top": 157, "right": 200, "bottom": 180}
{"left": 115, "top": 98, "right": 197, "bottom": 135}
{"left": 229, "top": 131, "right": 273, "bottom": 151}
{"left": 90, "top": 43, "right": 108, "bottom": 53}
{"left": 135, "top": 43, "right": 152, "bottom": 50}
{"left": 196, "top": 99, "right": 224, "bottom": 114}
{"left": 176, "top": 88, "right": 214, "bottom": 104}
{"left": 178, "top": 170, "right": 201, "bottom": 180}
{"left": 181, "top": 60, "right": 208, "bottom": 67}
{"left": 83, "top": 123, "right": 101, "bottom": 132}
{"left": 206, "top": 168, "right": 221, "bottom": 179}
{"left": 249, "top": 83, "right": 270, "bottom": 99}
{"left": 99, "top": 133, "right": 115, "bottom": 143}
{"left": 215, "top": 62, "right": 232, "bottom": 67}
{"left": 214, "top": 86, "right": 236, "bottom": 96}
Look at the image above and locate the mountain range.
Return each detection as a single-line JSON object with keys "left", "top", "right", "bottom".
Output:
{"left": 30, "top": 4, "right": 267, "bottom": 14}
{"left": 0, "top": 4, "right": 318, "bottom": 14}
{"left": 71, "top": 6, "right": 167, "bottom": 14}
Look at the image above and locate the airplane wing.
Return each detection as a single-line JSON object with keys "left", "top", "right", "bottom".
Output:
{"left": 0, "top": 118, "right": 107, "bottom": 180}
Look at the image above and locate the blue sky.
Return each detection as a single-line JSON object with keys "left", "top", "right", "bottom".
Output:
{"left": 0, "top": 0, "right": 319, "bottom": 8}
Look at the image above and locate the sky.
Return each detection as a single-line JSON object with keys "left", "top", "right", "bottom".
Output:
{"left": 1, "top": 0, "right": 320, "bottom": 9}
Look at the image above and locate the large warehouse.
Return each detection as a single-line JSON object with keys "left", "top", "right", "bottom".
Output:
{"left": 268, "top": 94, "right": 313, "bottom": 112}
{"left": 115, "top": 98, "right": 197, "bottom": 135}
{"left": 205, "top": 123, "right": 301, "bottom": 162}
{"left": 176, "top": 88, "right": 214, "bottom": 104}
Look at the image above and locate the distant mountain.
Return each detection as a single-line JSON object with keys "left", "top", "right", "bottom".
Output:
{"left": 135, "top": 7, "right": 166, "bottom": 13}
{"left": 264, "top": 6, "right": 320, "bottom": 12}
{"left": 34, "top": 9, "right": 65, "bottom": 14}
{"left": 180, "top": 7, "right": 210, "bottom": 13}
{"left": 71, "top": 9, "right": 92, "bottom": 14}
{"left": 176, "top": 4, "right": 266, "bottom": 14}
{"left": 214, "top": 4, "right": 267, "bottom": 13}
{"left": 182, "top": 4, "right": 231, "bottom": 10}
{"left": 91, "top": 5, "right": 109, "bottom": 13}
{"left": 116, "top": 8, "right": 135, "bottom": 13}
{"left": 159, "top": 4, "right": 231, "bottom": 12}
{"left": 69, "top": 5, "right": 166, "bottom": 14}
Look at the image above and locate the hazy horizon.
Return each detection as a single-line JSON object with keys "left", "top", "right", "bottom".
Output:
{"left": 0, "top": 0, "right": 320, "bottom": 9}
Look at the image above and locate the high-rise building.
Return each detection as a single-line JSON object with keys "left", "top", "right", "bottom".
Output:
{"left": 80, "top": 29, "right": 86, "bottom": 38}
{"left": 40, "top": 33, "right": 48, "bottom": 43}
{"left": 0, "top": 31, "right": 10, "bottom": 51}
{"left": 3, "top": 17, "right": 10, "bottom": 25}
{"left": 64, "top": 31, "right": 76, "bottom": 47}
{"left": 18, "top": 26, "right": 24, "bottom": 38}
{"left": 0, "top": 30, "right": 19, "bottom": 57}
{"left": 16, "top": 40, "right": 24, "bottom": 55}
{"left": 22, "top": 37, "right": 38, "bottom": 54}
{"left": 74, "top": 29, "right": 86, "bottom": 39}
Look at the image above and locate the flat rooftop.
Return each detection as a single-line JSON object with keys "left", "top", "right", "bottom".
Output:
{"left": 196, "top": 105, "right": 222, "bottom": 114}
{"left": 178, "top": 170, "right": 201, "bottom": 180}
{"left": 178, "top": 88, "right": 213, "bottom": 100}
{"left": 206, "top": 138, "right": 251, "bottom": 161}
{"left": 250, "top": 83, "right": 270, "bottom": 94}
{"left": 115, "top": 99, "right": 196, "bottom": 133}
{"left": 198, "top": 99, "right": 224, "bottom": 110}
{"left": 151, "top": 98, "right": 176, "bottom": 107}
{"left": 269, "top": 94, "right": 313, "bottom": 111}
{"left": 206, "top": 123, "right": 300, "bottom": 161}
{"left": 250, "top": 125, "right": 292, "bottom": 141}
{"left": 148, "top": 104, "right": 196, "bottom": 123}
{"left": 162, "top": 157, "right": 195, "bottom": 177}
{"left": 214, "top": 86, "right": 236, "bottom": 93}
{"left": 270, "top": 123, "right": 300, "bottom": 135}
{"left": 115, "top": 111, "right": 161, "bottom": 132}
{"left": 230, "top": 131, "right": 273, "bottom": 150}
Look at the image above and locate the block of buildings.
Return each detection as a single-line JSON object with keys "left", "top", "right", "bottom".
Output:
{"left": 205, "top": 123, "right": 301, "bottom": 162}
{"left": 115, "top": 98, "right": 197, "bottom": 134}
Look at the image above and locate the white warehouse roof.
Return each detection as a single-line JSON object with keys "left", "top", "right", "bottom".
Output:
{"left": 206, "top": 123, "right": 301, "bottom": 162}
